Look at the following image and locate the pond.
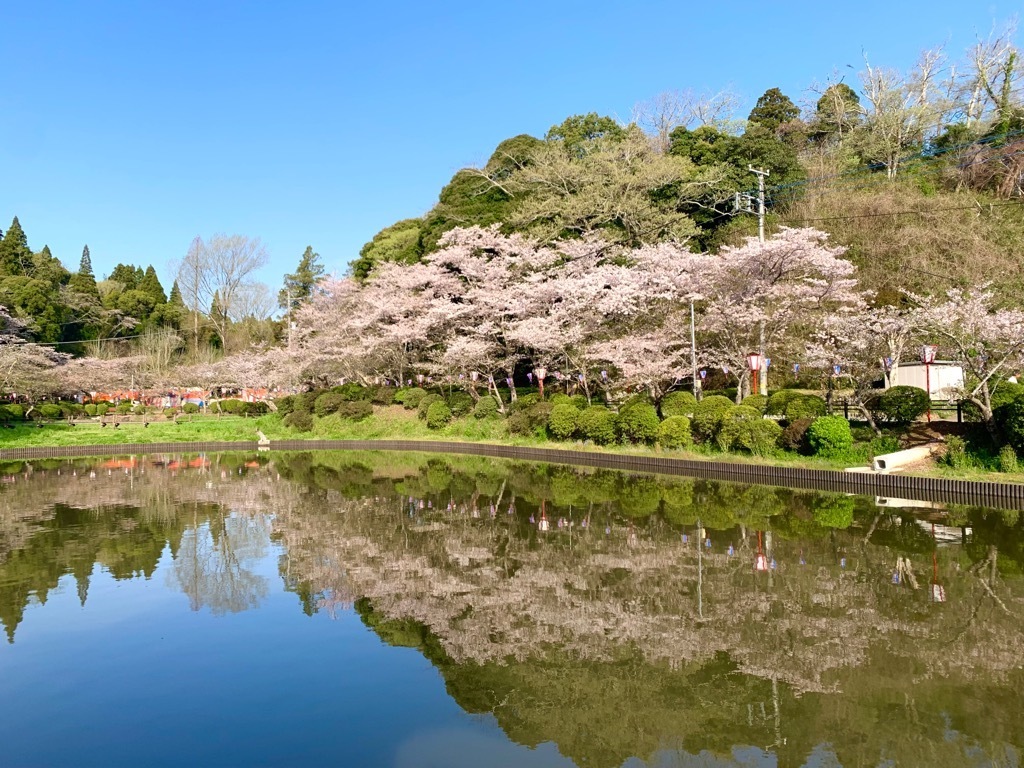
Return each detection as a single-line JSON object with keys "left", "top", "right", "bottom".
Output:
{"left": 0, "top": 451, "right": 1021, "bottom": 767}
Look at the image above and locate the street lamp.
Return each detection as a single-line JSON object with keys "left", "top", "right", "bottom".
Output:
{"left": 921, "top": 345, "right": 938, "bottom": 422}
{"left": 534, "top": 367, "right": 547, "bottom": 399}
{"left": 747, "top": 353, "right": 762, "bottom": 396}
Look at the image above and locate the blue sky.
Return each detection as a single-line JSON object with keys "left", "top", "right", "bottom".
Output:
{"left": 0, "top": 1, "right": 1019, "bottom": 297}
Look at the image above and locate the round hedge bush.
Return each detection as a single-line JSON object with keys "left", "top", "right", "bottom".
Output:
{"left": 806, "top": 415, "right": 854, "bottom": 457}
{"left": 473, "top": 397, "right": 499, "bottom": 419}
{"left": 314, "top": 393, "right": 346, "bottom": 417}
{"left": 507, "top": 402, "right": 553, "bottom": 436}
{"left": 658, "top": 416, "right": 693, "bottom": 449}
{"left": 84, "top": 404, "right": 98, "bottom": 417}
{"left": 417, "top": 394, "right": 443, "bottom": 419}
{"left": 446, "top": 392, "right": 475, "bottom": 418}
{"left": 617, "top": 403, "right": 660, "bottom": 444}
{"left": 576, "top": 406, "right": 618, "bottom": 445}
{"left": 371, "top": 387, "right": 397, "bottom": 406}
{"left": 998, "top": 395, "right": 1024, "bottom": 454}
{"left": 332, "top": 382, "right": 371, "bottom": 401}
{"left": 182, "top": 403, "right": 200, "bottom": 414}
{"left": 784, "top": 395, "right": 826, "bottom": 422}
{"left": 283, "top": 410, "right": 314, "bottom": 432}
{"left": 337, "top": 400, "right": 373, "bottom": 420}
{"left": 740, "top": 394, "right": 768, "bottom": 413}
{"left": 396, "top": 387, "right": 428, "bottom": 410}
{"left": 691, "top": 395, "right": 734, "bottom": 442}
{"left": 39, "top": 404, "right": 63, "bottom": 419}
{"left": 547, "top": 403, "right": 580, "bottom": 440}
{"left": 877, "top": 385, "right": 929, "bottom": 424}
{"left": 765, "top": 389, "right": 802, "bottom": 416}
{"left": 660, "top": 390, "right": 698, "bottom": 419}
{"left": 715, "top": 406, "right": 770, "bottom": 452}
{"left": 274, "top": 395, "right": 296, "bottom": 415}
{"left": 425, "top": 401, "right": 452, "bottom": 429}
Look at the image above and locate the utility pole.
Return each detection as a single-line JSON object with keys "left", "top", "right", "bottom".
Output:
{"left": 287, "top": 289, "right": 293, "bottom": 350}
{"left": 749, "top": 166, "right": 770, "bottom": 396}
{"left": 690, "top": 300, "right": 698, "bottom": 400}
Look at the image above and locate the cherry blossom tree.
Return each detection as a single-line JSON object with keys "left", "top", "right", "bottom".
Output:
{"left": 914, "top": 286, "right": 1024, "bottom": 433}
{"left": 698, "top": 227, "right": 862, "bottom": 402}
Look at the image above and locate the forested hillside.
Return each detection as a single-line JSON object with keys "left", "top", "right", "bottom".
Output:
{"left": 355, "top": 28, "right": 1024, "bottom": 304}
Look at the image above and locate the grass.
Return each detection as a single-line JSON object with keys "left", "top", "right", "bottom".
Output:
{"left": 3, "top": 406, "right": 1023, "bottom": 483}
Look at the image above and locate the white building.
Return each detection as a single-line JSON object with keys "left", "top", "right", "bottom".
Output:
{"left": 887, "top": 361, "right": 964, "bottom": 398}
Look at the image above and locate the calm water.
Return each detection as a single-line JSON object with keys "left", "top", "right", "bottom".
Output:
{"left": 0, "top": 452, "right": 1022, "bottom": 768}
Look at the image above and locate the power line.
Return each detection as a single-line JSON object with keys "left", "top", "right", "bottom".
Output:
{"left": 779, "top": 197, "right": 1024, "bottom": 224}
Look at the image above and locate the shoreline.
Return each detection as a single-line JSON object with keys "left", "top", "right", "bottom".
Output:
{"left": 4, "top": 437, "right": 1023, "bottom": 510}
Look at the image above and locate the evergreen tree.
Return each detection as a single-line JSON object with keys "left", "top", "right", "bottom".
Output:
{"left": 69, "top": 245, "right": 100, "bottom": 298}
{"left": 278, "top": 246, "right": 326, "bottom": 309}
{"left": 139, "top": 266, "right": 167, "bottom": 304}
{"left": 748, "top": 88, "right": 800, "bottom": 134}
{"left": 109, "top": 263, "right": 141, "bottom": 288}
{"left": 0, "top": 217, "right": 32, "bottom": 276}
{"left": 168, "top": 280, "right": 184, "bottom": 307}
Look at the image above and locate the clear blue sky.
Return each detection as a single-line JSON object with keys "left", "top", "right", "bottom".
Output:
{"left": 0, "top": 1, "right": 1018, "bottom": 296}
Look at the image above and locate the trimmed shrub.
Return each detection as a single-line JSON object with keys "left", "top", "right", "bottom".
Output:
{"left": 570, "top": 394, "right": 589, "bottom": 410}
{"left": 738, "top": 419, "right": 783, "bottom": 455}
{"left": 275, "top": 395, "right": 296, "bottom": 416}
{"left": 132, "top": 405, "right": 148, "bottom": 416}
{"left": 576, "top": 406, "right": 618, "bottom": 445}
{"left": 0, "top": 405, "right": 10, "bottom": 421}
{"left": 877, "top": 385, "right": 929, "bottom": 424}
{"left": 812, "top": 497, "right": 855, "bottom": 529}
{"left": 999, "top": 445, "right": 1019, "bottom": 473}
{"left": 182, "top": 403, "right": 200, "bottom": 414}
{"left": 314, "top": 393, "right": 347, "bottom": 417}
{"left": 660, "top": 390, "right": 698, "bottom": 419}
{"left": 395, "top": 387, "right": 428, "bottom": 409}
{"left": 999, "top": 395, "right": 1024, "bottom": 454}
{"left": 163, "top": 408, "right": 177, "bottom": 419}
{"left": 942, "top": 435, "right": 969, "bottom": 468}
{"left": 691, "top": 395, "right": 734, "bottom": 443}
{"left": 765, "top": 389, "right": 802, "bottom": 416}
{"left": 283, "top": 410, "right": 314, "bottom": 432}
{"left": 473, "top": 397, "right": 499, "bottom": 419}
{"left": 741, "top": 394, "right": 768, "bottom": 413}
{"left": 617, "top": 403, "right": 660, "bottom": 444}
{"left": 548, "top": 403, "right": 580, "bottom": 440}
{"left": 115, "top": 403, "right": 133, "bottom": 415}
{"left": 781, "top": 417, "right": 814, "bottom": 453}
{"left": 806, "top": 415, "right": 854, "bottom": 457}
{"left": 446, "top": 392, "right": 475, "bottom": 418}
{"left": 39, "top": 404, "right": 63, "bottom": 419}
{"left": 296, "top": 391, "right": 320, "bottom": 413}
{"left": 425, "top": 400, "right": 452, "bottom": 429}
{"left": 330, "top": 382, "right": 371, "bottom": 401}
{"left": 715, "top": 406, "right": 767, "bottom": 451}
{"left": 510, "top": 393, "right": 540, "bottom": 412}
{"left": 243, "top": 401, "right": 269, "bottom": 417}
{"left": 214, "top": 398, "right": 245, "bottom": 414}
{"left": 371, "top": 387, "right": 397, "bottom": 406}
{"left": 620, "top": 392, "right": 654, "bottom": 412}
{"left": 417, "top": 393, "right": 443, "bottom": 419}
{"left": 549, "top": 393, "right": 573, "bottom": 406}
{"left": 84, "top": 404, "right": 98, "bottom": 417}
{"left": 784, "top": 395, "right": 826, "bottom": 422}
{"left": 507, "top": 402, "right": 554, "bottom": 436}
{"left": 337, "top": 400, "right": 373, "bottom": 421}
{"left": 658, "top": 416, "right": 693, "bottom": 449}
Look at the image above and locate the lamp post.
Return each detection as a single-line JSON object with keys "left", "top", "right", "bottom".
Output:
{"left": 921, "top": 345, "right": 938, "bottom": 422}
{"left": 534, "top": 367, "right": 547, "bottom": 399}
{"left": 747, "top": 353, "right": 762, "bottom": 396}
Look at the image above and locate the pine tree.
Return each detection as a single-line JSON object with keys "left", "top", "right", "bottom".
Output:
{"left": 168, "top": 280, "right": 184, "bottom": 307}
{"left": 0, "top": 216, "right": 32, "bottom": 276}
{"left": 69, "top": 244, "right": 101, "bottom": 299}
{"left": 79, "top": 246, "right": 94, "bottom": 278}
{"left": 109, "top": 263, "right": 141, "bottom": 288}
{"left": 279, "top": 245, "right": 326, "bottom": 309}
{"left": 139, "top": 265, "right": 167, "bottom": 304}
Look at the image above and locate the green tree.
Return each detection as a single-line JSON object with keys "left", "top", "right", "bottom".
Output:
{"left": 546, "top": 113, "right": 626, "bottom": 157}
{"left": 352, "top": 219, "right": 423, "bottom": 280}
{"left": 168, "top": 280, "right": 184, "bottom": 308}
{"left": 279, "top": 245, "right": 326, "bottom": 309}
{"left": 109, "top": 263, "right": 142, "bottom": 289}
{"left": 68, "top": 245, "right": 100, "bottom": 299}
{"left": 747, "top": 87, "right": 800, "bottom": 134}
{"left": 139, "top": 265, "right": 167, "bottom": 304}
{"left": 811, "top": 83, "right": 863, "bottom": 144}
{"left": 0, "top": 217, "right": 32, "bottom": 276}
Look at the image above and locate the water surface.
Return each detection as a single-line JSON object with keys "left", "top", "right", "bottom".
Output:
{"left": 1, "top": 451, "right": 1021, "bottom": 767}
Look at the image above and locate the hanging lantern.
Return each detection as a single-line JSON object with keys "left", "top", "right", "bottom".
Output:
{"left": 600, "top": 370, "right": 608, "bottom": 381}
{"left": 765, "top": 358, "right": 771, "bottom": 369}
{"left": 833, "top": 364, "right": 841, "bottom": 375}
{"left": 506, "top": 377, "right": 513, "bottom": 387}
{"left": 793, "top": 363, "right": 800, "bottom": 374}
{"left": 527, "top": 372, "right": 533, "bottom": 382}
{"left": 747, "top": 353, "right": 762, "bottom": 372}
{"left": 722, "top": 365, "right": 730, "bottom": 375}
{"left": 882, "top": 357, "right": 893, "bottom": 372}
{"left": 699, "top": 369, "right": 707, "bottom": 380}
{"left": 470, "top": 371, "right": 479, "bottom": 382}
{"left": 921, "top": 345, "right": 938, "bottom": 364}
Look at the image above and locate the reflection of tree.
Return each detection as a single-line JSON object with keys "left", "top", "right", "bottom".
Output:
{"left": 172, "top": 507, "right": 269, "bottom": 615}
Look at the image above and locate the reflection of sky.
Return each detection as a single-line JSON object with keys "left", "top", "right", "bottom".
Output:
{"left": 395, "top": 725, "right": 576, "bottom": 768}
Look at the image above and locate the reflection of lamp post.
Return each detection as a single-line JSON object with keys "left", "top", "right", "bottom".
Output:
{"left": 754, "top": 530, "right": 769, "bottom": 572}
{"left": 921, "top": 345, "right": 937, "bottom": 422}
{"left": 534, "top": 367, "right": 547, "bottom": 399}
{"left": 747, "top": 353, "right": 762, "bottom": 396}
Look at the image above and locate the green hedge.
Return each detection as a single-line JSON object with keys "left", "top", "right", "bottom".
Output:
{"left": 657, "top": 416, "right": 693, "bottom": 449}
{"left": 807, "top": 415, "right": 853, "bottom": 457}
{"left": 660, "top": 391, "right": 697, "bottom": 419}
{"left": 576, "top": 406, "right": 618, "bottom": 445}
{"left": 547, "top": 403, "right": 580, "bottom": 440}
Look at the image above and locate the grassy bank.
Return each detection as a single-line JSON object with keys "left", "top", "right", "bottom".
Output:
{"left": 2, "top": 406, "right": 1023, "bottom": 484}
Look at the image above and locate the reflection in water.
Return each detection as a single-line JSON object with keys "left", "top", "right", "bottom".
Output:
{"left": 0, "top": 451, "right": 1022, "bottom": 767}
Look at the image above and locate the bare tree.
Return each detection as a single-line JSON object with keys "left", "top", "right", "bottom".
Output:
{"left": 963, "top": 19, "right": 1021, "bottom": 129}
{"left": 632, "top": 88, "right": 739, "bottom": 152}
{"left": 228, "top": 282, "right": 276, "bottom": 322}
{"left": 175, "top": 234, "right": 269, "bottom": 353}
